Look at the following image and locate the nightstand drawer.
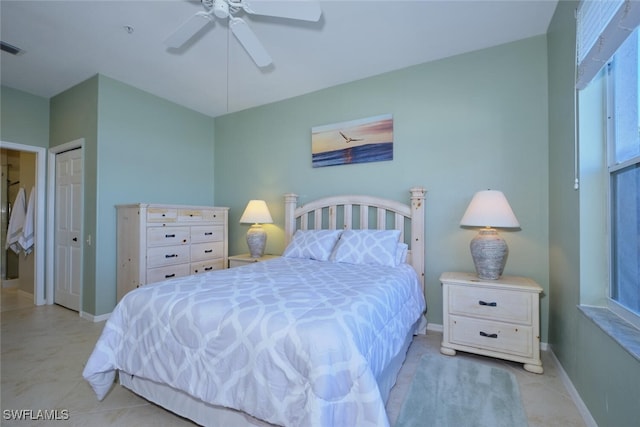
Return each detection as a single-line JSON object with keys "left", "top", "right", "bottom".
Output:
{"left": 448, "top": 285, "right": 533, "bottom": 324}
{"left": 449, "top": 315, "right": 534, "bottom": 358}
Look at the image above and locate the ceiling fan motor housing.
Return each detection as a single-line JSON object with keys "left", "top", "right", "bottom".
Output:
{"left": 213, "top": 0, "right": 230, "bottom": 19}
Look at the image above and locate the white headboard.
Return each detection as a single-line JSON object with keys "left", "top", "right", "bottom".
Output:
{"left": 283, "top": 187, "right": 426, "bottom": 289}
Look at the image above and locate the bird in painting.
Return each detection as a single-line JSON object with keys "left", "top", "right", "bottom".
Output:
{"left": 339, "top": 131, "right": 363, "bottom": 143}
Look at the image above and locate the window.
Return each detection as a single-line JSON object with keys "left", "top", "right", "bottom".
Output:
{"left": 607, "top": 28, "right": 640, "bottom": 323}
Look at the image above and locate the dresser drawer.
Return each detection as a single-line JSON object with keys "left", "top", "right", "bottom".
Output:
{"left": 191, "top": 225, "right": 224, "bottom": 243}
{"left": 191, "top": 242, "right": 224, "bottom": 262}
{"left": 449, "top": 315, "right": 534, "bottom": 358}
{"left": 448, "top": 285, "right": 533, "bottom": 324}
{"left": 147, "top": 227, "right": 190, "bottom": 247}
{"left": 146, "top": 263, "right": 190, "bottom": 283}
{"left": 178, "top": 209, "right": 204, "bottom": 222}
{"left": 202, "top": 209, "right": 226, "bottom": 224}
{"left": 191, "top": 259, "right": 225, "bottom": 275}
{"left": 147, "top": 207, "right": 178, "bottom": 223}
{"left": 147, "top": 245, "right": 191, "bottom": 267}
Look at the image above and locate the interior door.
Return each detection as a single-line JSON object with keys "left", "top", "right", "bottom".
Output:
{"left": 54, "top": 148, "right": 82, "bottom": 311}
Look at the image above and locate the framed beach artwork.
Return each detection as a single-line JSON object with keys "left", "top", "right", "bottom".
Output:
{"left": 311, "top": 114, "right": 393, "bottom": 168}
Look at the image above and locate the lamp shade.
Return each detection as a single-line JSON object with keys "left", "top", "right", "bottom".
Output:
{"left": 239, "top": 200, "right": 273, "bottom": 224}
{"left": 460, "top": 190, "right": 520, "bottom": 228}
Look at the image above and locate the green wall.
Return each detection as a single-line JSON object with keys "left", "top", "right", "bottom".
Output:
{"left": 214, "top": 36, "right": 550, "bottom": 337}
{"left": 0, "top": 85, "right": 50, "bottom": 146}
{"left": 547, "top": 1, "right": 640, "bottom": 426}
{"left": 95, "top": 76, "right": 215, "bottom": 314}
{"left": 50, "top": 75, "right": 100, "bottom": 313}
{"left": 50, "top": 75, "right": 215, "bottom": 315}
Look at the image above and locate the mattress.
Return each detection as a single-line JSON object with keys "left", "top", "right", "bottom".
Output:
{"left": 83, "top": 257, "right": 426, "bottom": 427}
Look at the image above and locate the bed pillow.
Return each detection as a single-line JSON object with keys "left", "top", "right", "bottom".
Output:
{"left": 395, "top": 242, "right": 408, "bottom": 265}
{"left": 332, "top": 229, "right": 401, "bottom": 267}
{"left": 282, "top": 230, "right": 343, "bottom": 261}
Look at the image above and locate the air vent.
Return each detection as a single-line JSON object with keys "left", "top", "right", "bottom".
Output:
{"left": 1, "top": 41, "right": 23, "bottom": 55}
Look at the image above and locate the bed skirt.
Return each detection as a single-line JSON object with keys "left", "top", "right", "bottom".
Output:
{"left": 118, "top": 316, "right": 425, "bottom": 427}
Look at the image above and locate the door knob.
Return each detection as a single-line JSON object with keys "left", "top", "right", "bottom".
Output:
{"left": 72, "top": 237, "right": 78, "bottom": 242}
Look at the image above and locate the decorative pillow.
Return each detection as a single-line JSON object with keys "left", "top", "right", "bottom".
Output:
{"left": 282, "top": 230, "right": 343, "bottom": 261}
{"left": 395, "top": 242, "right": 408, "bottom": 265}
{"left": 332, "top": 229, "right": 401, "bottom": 267}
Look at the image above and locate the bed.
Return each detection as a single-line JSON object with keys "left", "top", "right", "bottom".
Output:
{"left": 83, "top": 187, "right": 427, "bottom": 427}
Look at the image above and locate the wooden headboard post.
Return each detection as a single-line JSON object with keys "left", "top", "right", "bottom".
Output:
{"left": 284, "top": 193, "right": 298, "bottom": 247}
{"left": 410, "top": 187, "right": 426, "bottom": 288}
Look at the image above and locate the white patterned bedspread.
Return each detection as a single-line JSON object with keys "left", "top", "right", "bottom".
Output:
{"left": 83, "top": 257, "right": 426, "bottom": 427}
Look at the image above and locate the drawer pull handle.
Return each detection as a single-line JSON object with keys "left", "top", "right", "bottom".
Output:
{"left": 479, "top": 331, "right": 498, "bottom": 339}
{"left": 204, "top": 267, "right": 213, "bottom": 271}
{"left": 204, "top": 249, "right": 213, "bottom": 253}
{"left": 165, "top": 254, "right": 178, "bottom": 258}
{"left": 165, "top": 234, "right": 175, "bottom": 238}
{"left": 479, "top": 300, "right": 497, "bottom": 307}
{"left": 204, "top": 232, "right": 213, "bottom": 236}
{"left": 165, "top": 273, "right": 175, "bottom": 278}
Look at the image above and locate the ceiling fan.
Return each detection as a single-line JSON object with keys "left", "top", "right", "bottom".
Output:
{"left": 165, "top": 0, "right": 322, "bottom": 68}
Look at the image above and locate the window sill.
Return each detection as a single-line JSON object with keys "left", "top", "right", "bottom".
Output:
{"left": 578, "top": 305, "right": 640, "bottom": 362}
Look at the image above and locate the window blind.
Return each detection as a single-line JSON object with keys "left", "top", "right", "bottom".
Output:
{"left": 576, "top": 0, "right": 640, "bottom": 89}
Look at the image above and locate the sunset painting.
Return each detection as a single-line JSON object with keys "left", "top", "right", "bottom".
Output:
{"left": 311, "top": 114, "right": 393, "bottom": 168}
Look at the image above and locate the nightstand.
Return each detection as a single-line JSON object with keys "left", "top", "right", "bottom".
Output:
{"left": 228, "top": 253, "right": 279, "bottom": 268}
{"left": 440, "top": 272, "right": 544, "bottom": 374}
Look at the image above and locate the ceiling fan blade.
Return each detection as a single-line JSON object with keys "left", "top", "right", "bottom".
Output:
{"left": 240, "top": 0, "right": 322, "bottom": 22}
{"left": 230, "top": 17, "right": 272, "bottom": 67}
{"left": 164, "top": 11, "right": 213, "bottom": 48}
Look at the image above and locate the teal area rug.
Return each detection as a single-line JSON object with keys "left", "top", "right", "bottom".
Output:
{"left": 395, "top": 353, "right": 529, "bottom": 427}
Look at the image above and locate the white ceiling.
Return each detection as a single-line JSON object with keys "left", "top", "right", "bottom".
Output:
{"left": 1, "top": 0, "right": 558, "bottom": 118}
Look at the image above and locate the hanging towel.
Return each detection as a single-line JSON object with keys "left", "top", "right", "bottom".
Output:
{"left": 19, "top": 186, "right": 35, "bottom": 255}
{"left": 5, "top": 187, "right": 26, "bottom": 254}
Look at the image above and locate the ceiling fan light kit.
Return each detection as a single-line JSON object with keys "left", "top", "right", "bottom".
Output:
{"left": 165, "top": 0, "right": 322, "bottom": 68}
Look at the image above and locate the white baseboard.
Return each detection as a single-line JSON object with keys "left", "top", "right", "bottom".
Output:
{"left": 2, "top": 278, "right": 20, "bottom": 288}
{"left": 80, "top": 310, "right": 111, "bottom": 323}
{"left": 547, "top": 345, "right": 598, "bottom": 427}
{"left": 18, "top": 289, "right": 33, "bottom": 301}
{"left": 426, "top": 322, "right": 443, "bottom": 333}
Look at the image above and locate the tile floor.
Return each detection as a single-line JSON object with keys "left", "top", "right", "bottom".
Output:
{"left": 1, "top": 288, "right": 588, "bottom": 426}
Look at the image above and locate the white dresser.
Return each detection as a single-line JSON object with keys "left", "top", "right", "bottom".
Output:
{"left": 116, "top": 204, "right": 229, "bottom": 302}
{"left": 440, "top": 272, "right": 544, "bottom": 373}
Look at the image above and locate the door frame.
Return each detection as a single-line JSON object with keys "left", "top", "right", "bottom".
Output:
{"left": 0, "top": 141, "right": 46, "bottom": 305}
{"left": 46, "top": 139, "right": 84, "bottom": 309}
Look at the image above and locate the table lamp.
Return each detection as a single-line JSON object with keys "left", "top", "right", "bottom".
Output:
{"left": 460, "top": 190, "right": 520, "bottom": 280}
{"left": 239, "top": 200, "right": 273, "bottom": 258}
